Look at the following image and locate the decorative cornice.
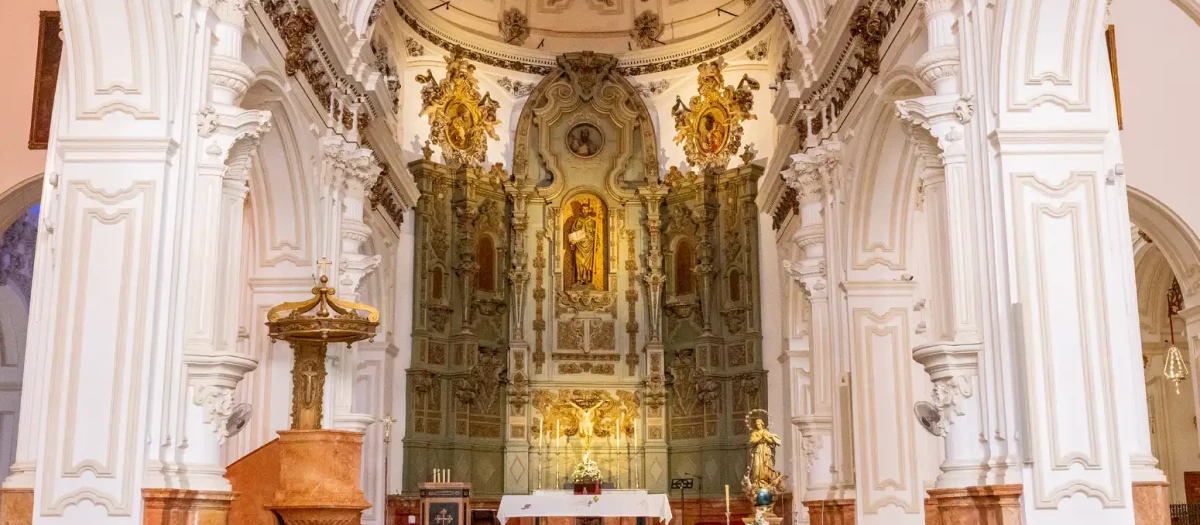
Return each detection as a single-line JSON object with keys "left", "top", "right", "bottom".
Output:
{"left": 369, "top": 164, "right": 407, "bottom": 229}
{"left": 393, "top": 0, "right": 777, "bottom": 77}
{"left": 801, "top": 0, "right": 908, "bottom": 117}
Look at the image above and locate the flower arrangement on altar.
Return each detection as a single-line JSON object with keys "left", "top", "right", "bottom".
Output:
{"left": 571, "top": 451, "right": 602, "bottom": 484}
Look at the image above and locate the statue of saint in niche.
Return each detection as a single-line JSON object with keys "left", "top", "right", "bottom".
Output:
{"left": 563, "top": 195, "right": 606, "bottom": 290}
{"left": 566, "top": 123, "right": 603, "bottom": 158}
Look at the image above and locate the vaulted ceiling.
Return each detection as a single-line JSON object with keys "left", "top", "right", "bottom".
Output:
{"left": 400, "top": 0, "right": 767, "bottom": 54}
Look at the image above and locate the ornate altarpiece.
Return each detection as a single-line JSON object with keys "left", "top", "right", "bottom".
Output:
{"left": 403, "top": 52, "right": 766, "bottom": 499}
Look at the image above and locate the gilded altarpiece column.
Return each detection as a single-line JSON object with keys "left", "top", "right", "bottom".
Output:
{"left": 661, "top": 165, "right": 766, "bottom": 498}
{"left": 403, "top": 159, "right": 511, "bottom": 497}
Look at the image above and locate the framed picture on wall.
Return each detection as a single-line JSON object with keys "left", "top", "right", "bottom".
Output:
{"left": 1105, "top": 24, "right": 1123, "bottom": 130}
{"left": 28, "top": 11, "right": 62, "bottom": 150}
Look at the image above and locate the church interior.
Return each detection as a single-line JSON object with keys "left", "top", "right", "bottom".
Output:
{"left": 2, "top": 1, "right": 1200, "bottom": 525}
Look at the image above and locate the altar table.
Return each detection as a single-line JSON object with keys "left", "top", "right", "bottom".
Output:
{"left": 497, "top": 490, "right": 673, "bottom": 525}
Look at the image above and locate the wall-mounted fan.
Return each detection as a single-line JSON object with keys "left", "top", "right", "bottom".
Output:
{"left": 913, "top": 401, "right": 943, "bottom": 437}
{"left": 225, "top": 403, "right": 252, "bottom": 439}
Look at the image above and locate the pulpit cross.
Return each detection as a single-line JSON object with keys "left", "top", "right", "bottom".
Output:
{"left": 316, "top": 257, "right": 332, "bottom": 279}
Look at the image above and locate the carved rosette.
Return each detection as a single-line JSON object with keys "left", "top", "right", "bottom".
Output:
{"left": 415, "top": 52, "right": 501, "bottom": 167}
{"left": 672, "top": 59, "right": 760, "bottom": 172}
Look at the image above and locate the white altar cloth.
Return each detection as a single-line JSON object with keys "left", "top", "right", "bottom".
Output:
{"left": 497, "top": 490, "right": 673, "bottom": 524}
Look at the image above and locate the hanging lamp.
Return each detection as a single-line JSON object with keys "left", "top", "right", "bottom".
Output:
{"left": 1164, "top": 278, "right": 1188, "bottom": 394}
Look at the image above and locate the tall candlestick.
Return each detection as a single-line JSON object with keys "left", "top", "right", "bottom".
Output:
{"left": 616, "top": 416, "right": 621, "bottom": 489}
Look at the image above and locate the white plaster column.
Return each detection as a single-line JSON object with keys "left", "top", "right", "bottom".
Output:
{"left": 162, "top": 0, "right": 270, "bottom": 490}
{"left": 843, "top": 281, "right": 923, "bottom": 525}
{"left": 894, "top": 0, "right": 992, "bottom": 490}
{"left": 27, "top": 1, "right": 263, "bottom": 521}
{"left": 994, "top": 1, "right": 1148, "bottom": 522}
{"left": 2, "top": 55, "right": 66, "bottom": 493}
{"left": 325, "top": 130, "right": 383, "bottom": 433}
{"left": 181, "top": 354, "right": 258, "bottom": 491}
{"left": 782, "top": 151, "right": 835, "bottom": 502}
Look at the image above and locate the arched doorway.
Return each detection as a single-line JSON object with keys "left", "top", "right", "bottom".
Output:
{"left": 0, "top": 174, "right": 40, "bottom": 484}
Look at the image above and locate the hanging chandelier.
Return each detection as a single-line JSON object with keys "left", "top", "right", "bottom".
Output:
{"left": 1164, "top": 278, "right": 1188, "bottom": 394}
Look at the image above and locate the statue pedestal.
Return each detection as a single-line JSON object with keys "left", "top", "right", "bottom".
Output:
{"left": 742, "top": 507, "right": 784, "bottom": 525}
{"left": 268, "top": 429, "right": 370, "bottom": 525}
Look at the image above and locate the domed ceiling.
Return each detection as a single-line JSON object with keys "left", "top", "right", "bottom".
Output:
{"left": 398, "top": 0, "right": 767, "bottom": 55}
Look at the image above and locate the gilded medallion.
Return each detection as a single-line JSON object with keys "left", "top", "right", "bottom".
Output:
{"left": 672, "top": 58, "right": 759, "bottom": 172}
{"left": 415, "top": 52, "right": 501, "bottom": 167}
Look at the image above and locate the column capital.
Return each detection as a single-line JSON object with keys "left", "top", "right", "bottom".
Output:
{"left": 895, "top": 94, "right": 973, "bottom": 156}
{"left": 183, "top": 352, "right": 258, "bottom": 445}
{"left": 201, "top": 0, "right": 253, "bottom": 26}
{"left": 913, "top": 343, "right": 980, "bottom": 436}
{"left": 200, "top": 106, "right": 272, "bottom": 178}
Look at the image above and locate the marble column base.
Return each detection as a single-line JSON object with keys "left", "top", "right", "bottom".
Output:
{"left": 805, "top": 499, "right": 855, "bottom": 525}
{"left": 0, "top": 488, "right": 33, "bottom": 525}
{"left": 1133, "top": 481, "right": 1169, "bottom": 525}
{"left": 142, "top": 488, "right": 235, "bottom": 525}
{"left": 269, "top": 429, "right": 370, "bottom": 525}
{"left": 926, "top": 484, "right": 1022, "bottom": 525}
{"left": 924, "top": 495, "right": 942, "bottom": 525}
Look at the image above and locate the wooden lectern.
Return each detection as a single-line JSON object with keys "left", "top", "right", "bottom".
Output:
{"left": 421, "top": 482, "right": 472, "bottom": 525}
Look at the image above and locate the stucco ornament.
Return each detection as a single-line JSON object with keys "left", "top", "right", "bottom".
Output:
{"left": 415, "top": 52, "right": 501, "bottom": 167}
{"left": 499, "top": 8, "right": 531, "bottom": 46}
{"left": 630, "top": 10, "right": 664, "bottom": 49}
{"left": 672, "top": 58, "right": 760, "bottom": 172}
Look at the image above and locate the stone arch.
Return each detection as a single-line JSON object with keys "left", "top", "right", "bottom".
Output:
{"left": 1128, "top": 185, "right": 1200, "bottom": 309}
{"left": 844, "top": 78, "right": 926, "bottom": 278}
{"left": 242, "top": 81, "right": 317, "bottom": 269}
{"left": 0, "top": 175, "right": 42, "bottom": 233}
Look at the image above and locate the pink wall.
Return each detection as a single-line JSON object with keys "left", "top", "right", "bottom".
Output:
{"left": 1113, "top": 0, "right": 1200, "bottom": 234}
{"left": 0, "top": 0, "right": 57, "bottom": 202}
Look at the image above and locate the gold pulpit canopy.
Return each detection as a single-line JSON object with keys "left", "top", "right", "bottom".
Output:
{"left": 266, "top": 265, "right": 380, "bottom": 344}
{"left": 266, "top": 259, "right": 381, "bottom": 430}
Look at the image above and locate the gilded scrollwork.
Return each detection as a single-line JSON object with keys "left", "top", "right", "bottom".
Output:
{"left": 555, "top": 289, "right": 618, "bottom": 315}
{"left": 533, "top": 389, "right": 639, "bottom": 437}
{"left": 415, "top": 52, "right": 501, "bottom": 167}
{"left": 672, "top": 59, "right": 760, "bottom": 172}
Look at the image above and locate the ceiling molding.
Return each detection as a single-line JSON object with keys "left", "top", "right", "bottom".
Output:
{"left": 391, "top": 0, "right": 779, "bottom": 76}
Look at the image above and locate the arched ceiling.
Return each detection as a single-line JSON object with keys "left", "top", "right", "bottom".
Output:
{"left": 399, "top": 0, "right": 765, "bottom": 55}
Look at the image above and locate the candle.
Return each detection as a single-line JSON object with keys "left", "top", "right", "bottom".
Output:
{"left": 616, "top": 416, "right": 621, "bottom": 449}
{"left": 556, "top": 419, "right": 561, "bottom": 449}
{"left": 725, "top": 485, "right": 730, "bottom": 511}
{"left": 538, "top": 419, "right": 543, "bottom": 447}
